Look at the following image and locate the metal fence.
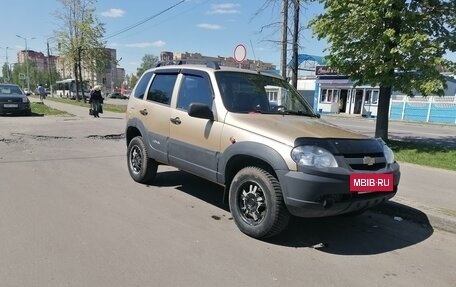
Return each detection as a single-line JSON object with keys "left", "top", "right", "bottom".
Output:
{"left": 389, "top": 96, "right": 456, "bottom": 124}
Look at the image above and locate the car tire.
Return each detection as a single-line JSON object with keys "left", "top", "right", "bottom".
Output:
{"left": 229, "top": 166, "right": 290, "bottom": 239}
{"left": 127, "top": 136, "right": 158, "bottom": 184}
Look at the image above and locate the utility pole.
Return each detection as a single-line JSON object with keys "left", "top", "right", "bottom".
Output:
{"left": 47, "top": 39, "right": 53, "bottom": 96}
{"left": 16, "top": 35, "right": 35, "bottom": 92}
{"left": 291, "top": 0, "right": 299, "bottom": 89}
{"left": 280, "top": 0, "right": 288, "bottom": 79}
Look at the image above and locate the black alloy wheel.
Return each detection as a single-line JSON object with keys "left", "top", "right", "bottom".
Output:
{"left": 127, "top": 136, "right": 157, "bottom": 184}
{"left": 229, "top": 166, "right": 290, "bottom": 239}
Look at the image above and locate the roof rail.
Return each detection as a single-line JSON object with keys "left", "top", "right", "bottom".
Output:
{"left": 205, "top": 61, "right": 220, "bottom": 70}
{"left": 152, "top": 59, "right": 221, "bottom": 70}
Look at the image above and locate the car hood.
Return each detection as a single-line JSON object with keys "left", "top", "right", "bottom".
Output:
{"left": 224, "top": 113, "right": 367, "bottom": 146}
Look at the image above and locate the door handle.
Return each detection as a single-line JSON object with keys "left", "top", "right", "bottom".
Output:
{"left": 170, "top": 117, "right": 181, "bottom": 125}
{"left": 140, "top": 109, "right": 148, "bottom": 116}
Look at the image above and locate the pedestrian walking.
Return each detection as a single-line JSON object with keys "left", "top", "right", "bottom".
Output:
{"left": 89, "top": 85, "right": 103, "bottom": 118}
{"left": 36, "top": 84, "right": 46, "bottom": 103}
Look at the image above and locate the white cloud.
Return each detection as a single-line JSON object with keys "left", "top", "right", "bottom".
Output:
{"left": 197, "top": 23, "right": 222, "bottom": 30}
{"left": 101, "top": 8, "right": 126, "bottom": 18}
{"left": 151, "top": 41, "right": 166, "bottom": 48}
{"left": 208, "top": 3, "right": 240, "bottom": 14}
{"left": 125, "top": 41, "right": 166, "bottom": 48}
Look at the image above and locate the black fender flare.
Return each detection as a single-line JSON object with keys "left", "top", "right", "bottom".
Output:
{"left": 217, "top": 141, "right": 289, "bottom": 184}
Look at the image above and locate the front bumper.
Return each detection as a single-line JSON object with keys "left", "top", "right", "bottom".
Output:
{"left": 0, "top": 102, "right": 31, "bottom": 115}
{"left": 276, "top": 163, "right": 400, "bottom": 217}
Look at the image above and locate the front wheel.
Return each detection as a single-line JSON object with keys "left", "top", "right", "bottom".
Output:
{"left": 229, "top": 167, "right": 290, "bottom": 239}
{"left": 127, "top": 136, "right": 157, "bottom": 184}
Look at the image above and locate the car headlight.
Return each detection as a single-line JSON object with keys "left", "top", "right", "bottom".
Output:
{"left": 376, "top": 138, "right": 395, "bottom": 164}
{"left": 22, "top": 97, "right": 29, "bottom": 103}
{"left": 383, "top": 144, "right": 395, "bottom": 164}
{"left": 291, "top": 146, "right": 338, "bottom": 168}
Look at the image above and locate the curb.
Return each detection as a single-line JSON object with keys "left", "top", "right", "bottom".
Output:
{"left": 372, "top": 198, "right": 456, "bottom": 234}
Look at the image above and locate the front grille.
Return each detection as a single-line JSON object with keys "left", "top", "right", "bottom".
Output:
{"left": 349, "top": 163, "right": 386, "bottom": 171}
{"left": 343, "top": 152, "right": 386, "bottom": 171}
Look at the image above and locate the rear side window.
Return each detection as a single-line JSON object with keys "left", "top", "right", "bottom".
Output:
{"left": 133, "top": 71, "right": 153, "bottom": 99}
{"left": 146, "top": 74, "right": 178, "bottom": 105}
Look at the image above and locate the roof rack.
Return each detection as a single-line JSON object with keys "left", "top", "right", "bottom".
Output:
{"left": 153, "top": 59, "right": 221, "bottom": 70}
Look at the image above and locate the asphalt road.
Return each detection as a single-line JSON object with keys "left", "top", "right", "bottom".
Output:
{"left": 1, "top": 110, "right": 455, "bottom": 286}
{"left": 321, "top": 115, "right": 456, "bottom": 147}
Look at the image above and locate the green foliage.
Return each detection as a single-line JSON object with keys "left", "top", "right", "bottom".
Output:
{"left": 136, "top": 54, "right": 159, "bottom": 77}
{"left": 54, "top": 0, "right": 106, "bottom": 85}
{"left": 6, "top": 62, "right": 59, "bottom": 89}
{"left": 129, "top": 74, "right": 139, "bottom": 89}
{"left": 310, "top": 0, "right": 455, "bottom": 96}
{"left": 387, "top": 140, "right": 456, "bottom": 171}
{"left": 310, "top": 0, "right": 455, "bottom": 139}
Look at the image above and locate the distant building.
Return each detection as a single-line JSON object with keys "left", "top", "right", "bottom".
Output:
{"left": 17, "top": 48, "right": 123, "bottom": 93}
{"left": 160, "top": 51, "right": 276, "bottom": 71}
{"left": 16, "top": 50, "right": 57, "bottom": 74}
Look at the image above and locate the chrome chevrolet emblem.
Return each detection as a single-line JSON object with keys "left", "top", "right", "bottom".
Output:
{"left": 363, "top": 156, "right": 375, "bottom": 166}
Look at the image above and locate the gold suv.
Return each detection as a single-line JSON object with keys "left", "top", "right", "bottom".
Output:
{"left": 125, "top": 62, "right": 400, "bottom": 239}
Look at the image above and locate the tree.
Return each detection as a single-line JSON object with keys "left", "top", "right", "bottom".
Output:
{"left": 136, "top": 54, "right": 159, "bottom": 78}
{"left": 256, "top": 0, "right": 310, "bottom": 87}
{"left": 2, "top": 63, "right": 12, "bottom": 83}
{"left": 310, "top": 0, "right": 455, "bottom": 140}
{"left": 129, "top": 74, "right": 139, "bottom": 89}
{"left": 54, "top": 0, "right": 106, "bottom": 101}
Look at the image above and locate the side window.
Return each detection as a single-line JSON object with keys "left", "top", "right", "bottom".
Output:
{"left": 133, "top": 71, "right": 153, "bottom": 99}
{"left": 146, "top": 74, "right": 178, "bottom": 105}
{"left": 177, "top": 75, "right": 213, "bottom": 111}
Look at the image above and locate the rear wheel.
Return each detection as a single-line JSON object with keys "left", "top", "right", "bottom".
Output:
{"left": 127, "top": 136, "right": 157, "bottom": 183}
{"left": 229, "top": 167, "right": 290, "bottom": 239}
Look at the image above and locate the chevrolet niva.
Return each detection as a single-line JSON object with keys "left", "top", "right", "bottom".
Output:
{"left": 125, "top": 62, "right": 400, "bottom": 239}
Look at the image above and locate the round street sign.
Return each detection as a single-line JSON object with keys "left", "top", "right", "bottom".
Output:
{"left": 234, "top": 44, "right": 247, "bottom": 63}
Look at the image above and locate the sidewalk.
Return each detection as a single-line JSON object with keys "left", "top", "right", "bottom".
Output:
{"left": 31, "top": 96, "right": 123, "bottom": 119}
{"left": 33, "top": 98, "right": 456, "bottom": 233}
{"left": 374, "top": 163, "right": 456, "bottom": 234}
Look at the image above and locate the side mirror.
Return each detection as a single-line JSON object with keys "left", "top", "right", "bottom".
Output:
{"left": 188, "top": 103, "right": 214, "bottom": 120}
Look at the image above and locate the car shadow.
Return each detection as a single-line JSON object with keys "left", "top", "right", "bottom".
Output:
{"left": 29, "top": 112, "right": 45, "bottom": 117}
{"left": 150, "top": 169, "right": 433, "bottom": 255}
{"left": 389, "top": 135, "right": 456, "bottom": 149}
{"left": 266, "top": 206, "right": 433, "bottom": 255}
{"left": 152, "top": 169, "right": 229, "bottom": 212}
{"left": 0, "top": 112, "right": 44, "bottom": 117}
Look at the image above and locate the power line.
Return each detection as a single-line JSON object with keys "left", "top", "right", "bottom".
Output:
{"left": 104, "top": 0, "right": 186, "bottom": 40}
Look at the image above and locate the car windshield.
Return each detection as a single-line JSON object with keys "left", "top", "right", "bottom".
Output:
{"left": 0, "top": 85, "right": 23, "bottom": 95}
{"left": 215, "top": 71, "right": 315, "bottom": 116}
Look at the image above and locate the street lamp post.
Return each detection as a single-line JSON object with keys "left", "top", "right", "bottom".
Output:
{"left": 46, "top": 37, "right": 55, "bottom": 96}
{"left": 16, "top": 35, "right": 35, "bottom": 92}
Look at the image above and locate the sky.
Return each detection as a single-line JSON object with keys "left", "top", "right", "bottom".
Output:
{"left": 1, "top": 0, "right": 454, "bottom": 77}
{"left": 0, "top": 0, "right": 328, "bottom": 76}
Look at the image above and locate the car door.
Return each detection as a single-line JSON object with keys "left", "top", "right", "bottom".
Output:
{"left": 168, "top": 69, "right": 222, "bottom": 182}
{"left": 140, "top": 69, "right": 179, "bottom": 164}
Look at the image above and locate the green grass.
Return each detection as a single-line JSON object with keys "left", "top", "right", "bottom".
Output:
{"left": 387, "top": 140, "right": 456, "bottom": 171}
{"left": 31, "top": 102, "right": 69, "bottom": 116}
{"left": 43, "top": 96, "right": 127, "bottom": 113}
